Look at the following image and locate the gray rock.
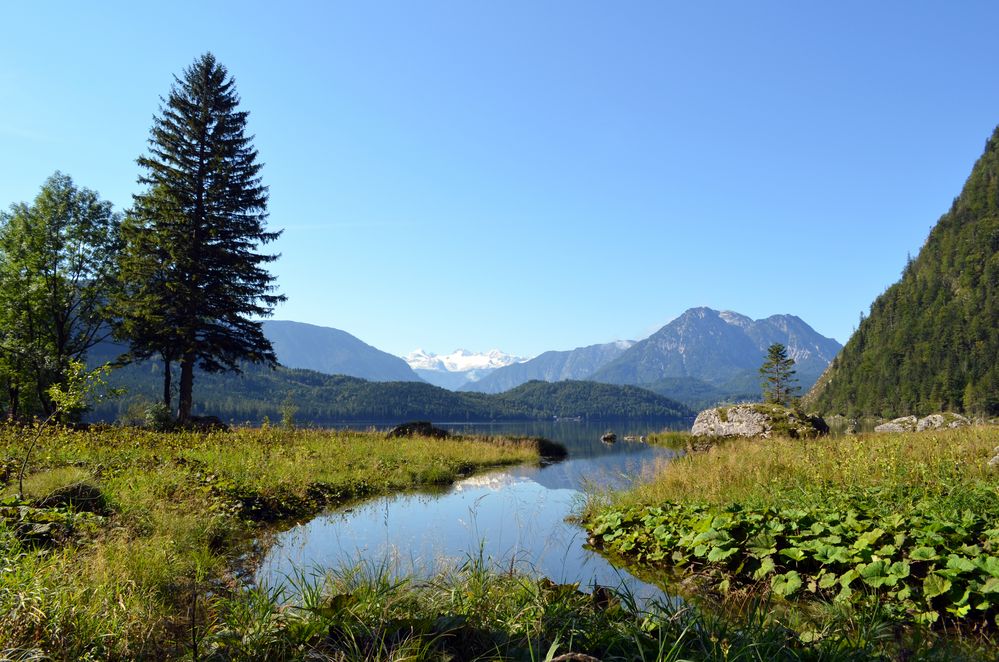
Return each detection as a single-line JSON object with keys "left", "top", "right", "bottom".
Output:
{"left": 691, "top": 404, "right": 827, "bottom": 439}
{"left": 874, "top": 416, "right": 918, "bottom": 433}
{"left": 915, "top": 412, "right": 970, "bottom": 432}
{"left": 875, "top": 413, "right": 970, "bottom": 434}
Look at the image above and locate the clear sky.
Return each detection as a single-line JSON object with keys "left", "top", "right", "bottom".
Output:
{"left": 2, "top": 2, "right": 998, "bottom": 358}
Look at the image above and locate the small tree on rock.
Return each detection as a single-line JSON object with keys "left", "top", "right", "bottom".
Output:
{"left": 760, "top": 343, "right": 799, "bottom": 407}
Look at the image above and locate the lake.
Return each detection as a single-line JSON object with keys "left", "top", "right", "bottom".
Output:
{"left": 254, "top": 420, "right": 681, "bottom": 603}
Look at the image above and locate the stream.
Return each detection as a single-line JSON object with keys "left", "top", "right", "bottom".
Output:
{"left": 254, "top": 421, "right": 680, "bottom": 603}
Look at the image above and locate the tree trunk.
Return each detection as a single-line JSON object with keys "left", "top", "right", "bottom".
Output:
{"left": 162, "top": 357, "right": 172, "bottom": 409}
{"left": 6, "top": 384, "right": 18, "bottom": 421}
{"left": 178, "top": 351, "right": 195, "bottom": 423}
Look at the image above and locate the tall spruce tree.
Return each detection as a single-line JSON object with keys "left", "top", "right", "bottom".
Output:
{"left": 759, "top": 343, "right": 799, "bottom": 406}
{"left": 121, "top": 53, "right": 284, "bottom": 422}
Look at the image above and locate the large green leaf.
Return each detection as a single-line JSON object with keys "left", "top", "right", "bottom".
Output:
{"left": 752, "top": 556, "right": 776, "bottom": 580}
{"left": 779, "top": 547, "right": 807, "bottom": 562}
{"left": 772, "top": 571, "right": 803, "bottom": 598}
{"left": 909, "top": 546, "right": 940, "bottom": 562}
{"left": 707, "top": 545, "right": 739, "bottom": 563}
{"left": 923, "top": 573, "right": 952, "bottom": 600}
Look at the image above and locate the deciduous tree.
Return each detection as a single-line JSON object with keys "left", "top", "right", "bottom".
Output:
{"left": 0, "top": 173, "right": 121, "bottom": 417}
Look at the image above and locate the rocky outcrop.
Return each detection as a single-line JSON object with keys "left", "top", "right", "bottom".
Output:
{"left": 691, "top": 404, "right": 827, "bottom": 439}
{"left": 874, "top": 413, "right": 970, "bottom": 434}
{"left": 915, "top": 413, "right": 970, "bottom": 432}
{"left": 874, "top": 416, "right": 918, "bottom": 433}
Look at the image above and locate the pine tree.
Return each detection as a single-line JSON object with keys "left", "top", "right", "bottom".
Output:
{"left": 760, "top": 343, "right": 799, "bottom": 407}
{"left": 121, "top": 53, "right": 285, "bottom": 422}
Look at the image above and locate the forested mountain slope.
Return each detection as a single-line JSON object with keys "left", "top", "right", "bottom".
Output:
{"left": 808, "top": 126, "right": 999, "bottom": 417}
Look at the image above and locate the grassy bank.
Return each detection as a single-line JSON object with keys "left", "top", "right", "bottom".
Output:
{"left": 585, "top": 426, "right": 999, "bottom": 657}
{"left": 0, "top": 425, "right": 542, "bottom": 659}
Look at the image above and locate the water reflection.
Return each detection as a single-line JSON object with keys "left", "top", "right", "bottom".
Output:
{"left": 256, "top": 421, "right": 678, "bottom": 604}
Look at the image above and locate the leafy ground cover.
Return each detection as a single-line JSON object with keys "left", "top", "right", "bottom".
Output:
{"left": 585, "top": 426, "right": 999, "bottom": 656}
{"left": 0, "top": 424, "right": 541, "bottom": 658}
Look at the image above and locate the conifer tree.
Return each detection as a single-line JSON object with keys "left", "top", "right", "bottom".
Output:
{"left": 760, "top": 343, "right": 799, "bottom": 407}
{"left": 120, "top": 53, "right": 284, "bottom": 422}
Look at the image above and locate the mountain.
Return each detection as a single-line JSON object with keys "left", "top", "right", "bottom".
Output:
{"left": 261, "top": 320, "right": 422, "bottom": 382}
{"left": 404, "top": 348, "right": 526, "bottom": 389}
{"left": 591, "top": 307, "right": 842, "bottom": 404}
{"left": 807, "top": 125, "right": 999, "bottom": 417}
{"left": 463, "top": 341, "right": 634, "bottom": 394}
{"left": 90, "top": 360, "right": 694, "bottom": 425}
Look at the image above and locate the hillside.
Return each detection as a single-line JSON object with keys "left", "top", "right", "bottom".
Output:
{"left": 808, "top": 126, "right": 999, "bottom": 417}
{"left": 92, "top": 361, "right": 694, "bottom": 425}
{"left": 464, "top": 341, "right": 634, "bottom": 394}
{"left": 261, "top": 320, "right": 422, "bottom": 382}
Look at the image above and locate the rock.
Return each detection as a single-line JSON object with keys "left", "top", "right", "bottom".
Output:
{"left": 386, "top": 421, "right": 449, "bottom": 439}
{"left": 874, "top": 416, "right": 918, "bottom": 433}
{"left": 35, "top": 481, "right": 108, "bottom": 515}
{"left": 691, "top": 404, "right": 827, "bottom": 439}
{"left": 874, "top": 413, "right": 971, "bottom": 434}
{"left": 183, "top": 415, "right": 230, "bottom": 432}
{"left": 601, "top": 432, "right": 617, "bottom": 443}
{"left": 915, "top": 412, "right": 970, "bottom": 432}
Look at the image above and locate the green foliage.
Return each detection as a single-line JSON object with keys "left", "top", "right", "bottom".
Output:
{"left": 760, "top": 343, "right": 799, "bottom": 406}
{"left": 586, "top": 425, "right": 999, "bottom": 645}
{"left": 588, "top": 493, "right": 999, "bottom": 628}
{"left": 15, "top": 360, "right": 119, "bottom": 497}
{"left": 0, "top": 173, "right": 121, "bottom": 418}
{"left": 118, "top": 53, "right": 285, "bottom": 422}
{"left": 810, "top": 125, "right": 999, "bottom": 417}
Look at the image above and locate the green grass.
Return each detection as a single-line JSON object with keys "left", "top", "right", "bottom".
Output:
{"left": 0, "top": 424, "right": 541, "bottom": 658}
{"left": 584, "top": 426, "right": 999, "bottom": 657}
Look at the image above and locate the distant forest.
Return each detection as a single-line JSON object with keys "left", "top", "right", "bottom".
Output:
{"left": 92, "top": 358, "right": 695, "bottom": 425}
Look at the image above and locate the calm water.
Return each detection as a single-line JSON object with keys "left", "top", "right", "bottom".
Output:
{"left": 255, "top": 421, "right": 679, "bottom": 602}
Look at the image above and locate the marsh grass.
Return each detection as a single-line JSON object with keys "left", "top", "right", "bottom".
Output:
{"left": 187, "top": 554, "right": 974, "bottom": 661}
{"left": 616, "top": 425, "right": 999, "bottom": 511}
{"left": 0, "top": 425, "right": 541, "bottom": 658}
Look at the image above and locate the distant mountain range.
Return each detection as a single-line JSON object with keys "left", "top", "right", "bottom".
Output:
{"left": 591, "top": 308, "right": 842, "bottom": 399}
{"left": 404, "top": 348, "right": 525, "bottom": 389}
{"left": 256, "top": 309, "right": 840, "bottom": 410}
{"left": 89, "top": 309, "right": 840, "bottom": 418}
{"left": 463, "top": 341, "right": 634, "bottom": 394}
{"left": 262, "top": 320, "right": 421, "bottom": 382}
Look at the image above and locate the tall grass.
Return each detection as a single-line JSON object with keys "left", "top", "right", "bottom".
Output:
{"left": 0, "top": 425, "right": 542, "bottom": 658}
{"left": 615, "top": 425, "right": 999, "bottom": 512}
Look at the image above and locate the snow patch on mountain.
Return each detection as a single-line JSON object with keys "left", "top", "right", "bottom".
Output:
{"left": 404, "top": 348, "right": 528, "bottom": 374}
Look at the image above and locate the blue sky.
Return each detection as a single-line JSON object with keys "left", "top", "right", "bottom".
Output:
{"left": 2, "top": 2, "right": 998, "bottom": 357}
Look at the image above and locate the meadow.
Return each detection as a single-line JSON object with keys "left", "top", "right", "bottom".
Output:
{"left": 0, "top": 424, "right": 542, "bottom": 659}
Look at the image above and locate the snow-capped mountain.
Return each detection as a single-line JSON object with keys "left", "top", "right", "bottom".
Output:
{"left": 404, "top": 348, "right": 527, "bottom": 390}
